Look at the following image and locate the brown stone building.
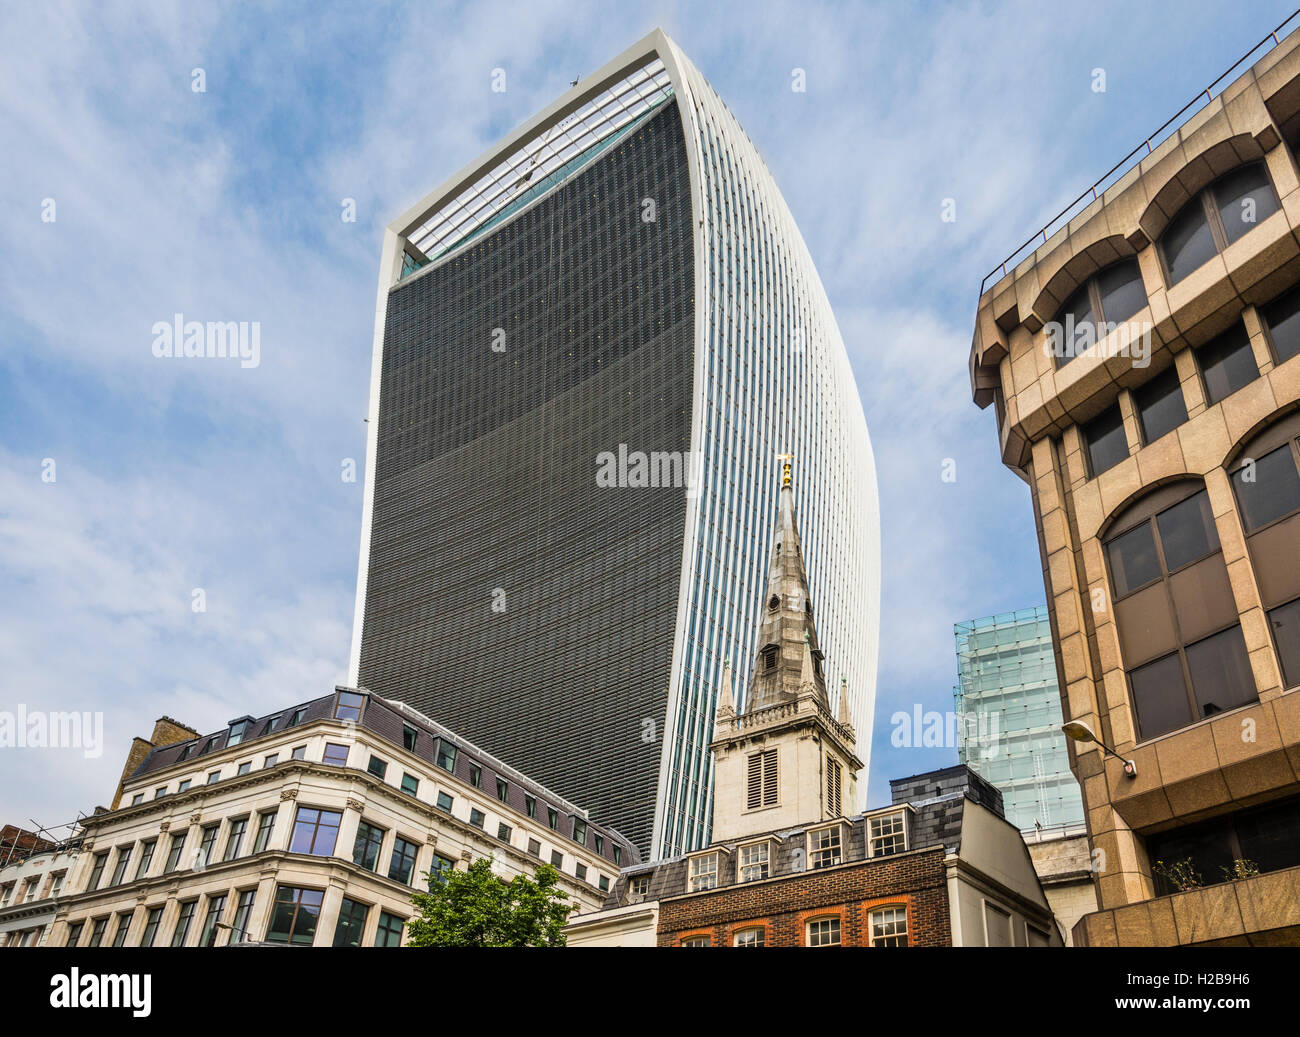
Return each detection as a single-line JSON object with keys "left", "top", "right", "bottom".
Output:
{"left": 969, "top": 23, "right": 1300, "bottom": 945}
{"left": 567, "top": 466, "right": 1061, "bottom": 946}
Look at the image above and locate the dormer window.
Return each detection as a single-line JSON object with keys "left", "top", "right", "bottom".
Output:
{"left": 739, "top": 841, "right": 770, "bottom": 882}
{"left": 227, "top": 719, "right": 250, "bottom": 746}
{"left": 688, "top": 853, "right": 718, "bottom": 892}
{"left": 868, "top": 810, "right": 908, "bottom": 857}
{"left": 334, "top": 692, "right": 365, "bottom": 723}
{"left": 808, "top": 825, "right": 842, "bottom": 869}
{"left": 177, "top": 743, "right": 193, "bottom": 762}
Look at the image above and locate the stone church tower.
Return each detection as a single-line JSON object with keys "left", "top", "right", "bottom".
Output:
{"left": 709, "top": 459, "right": 863, "bottom": 842}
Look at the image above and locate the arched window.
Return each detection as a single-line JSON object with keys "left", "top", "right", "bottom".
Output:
{"left": 733, "top": 926, "right": 766, "bottom": 947}
{"left": 1230, "top": 412, "right": 1300, "bottom": 689}
{"left": 1159, "top": 163, "right": 1280, "bottom": 285}
{"left": 1104, "top": 481, "right": 1256, "bottom": 740}
{"left": 805, "top": 915, "right": 842, "bottom": 947}
{"left": 869, "top": 906, "right": 909, "bottom": 947}
{"left": 1052, "top": 258, "right": 1148, "bottom": 368}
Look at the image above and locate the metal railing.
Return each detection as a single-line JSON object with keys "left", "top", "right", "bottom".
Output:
{"left": 979, "top": 8, "right": 1300, "bottom": 298}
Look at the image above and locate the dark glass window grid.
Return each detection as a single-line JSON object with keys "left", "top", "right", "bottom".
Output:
{"left": 1159, "top": 163, "right": 1281, "bottom": 286}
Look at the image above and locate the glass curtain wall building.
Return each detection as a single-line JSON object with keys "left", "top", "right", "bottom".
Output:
{"left": 953, "top": 606, "right": 1085, "bottom": 832}
{"left": 349, "top": 29, "right": 880, "bottom": 859}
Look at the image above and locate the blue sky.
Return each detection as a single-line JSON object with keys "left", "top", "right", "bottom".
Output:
{"left": 2, "top": 0, "right": 1295, "bottom": 830}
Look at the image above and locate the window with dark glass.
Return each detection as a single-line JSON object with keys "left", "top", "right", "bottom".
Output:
{"left": 374, "top": 911, "right": 404, "bottom": 948}
{"left": 496, "top": 777, "right": 509, "bottom": 802}
{"left": 367, "top": 755, "right": 388, "bottom": 779}
{"left": 550, "top": 850, "right": 563, "bottom": 868}
{"left": 1196, "top": 322, "right": 1259, "bottom": 405}
{"left": 332, "top": 897, "right": 369, "bottom": 947}
{"left": 170, "top": 901, "right": 197, "bottom": 947}
{"left": 229, "top": 890, "right": 256, "bottom": 944}
{"left": 135, "top": 839, "right": 156, "bottom": 881}
{"left": 87, "top": 852, "right": 107, "bottom": 890}
{"left": 1134, "top": 364, "right": 1189, "bottom": 445}
{"left": 177, "top": 743, "right": 193, "bottom": 761}
{"left": 289, "top": 807, "right": 342, "bottom": 856}
{"left": 575, "top": 863, "right": 587, "bottom": 881}
{"left": 88, "top": 917, "right": 108, "bottom": 947}
{"left": 291, "top": 745, "right": 306, "bottom": 760}
{"left": 237, "top": 761, "right": 251, "bottom": 775}
{"left": 199, "top": 893, "right": 226, "bottom": 947}
{"left": 109, "top": 846, "right": 132, "bottom": 886}
{"left": 401, "top": 773, "right": 419, "bottom": 796}
{"left": 1270, "top": 597, "right": 1300, "bottom": 690}
{"left": 353, "top": 821, "right": 385, "bottom": 872}
{"left": 177, "top": 779, "right": 191, "bottom": 792}
{"left": 436, "top": 741, "right": 457, "bottom": 772}
{"left": 613, "top": 845, "right": 622, "bottom": 866}
{"left": 334, "top": 691, "right": 365, "bottom": 722}
{"left": 497, "top": 823, "right": 512, "bottom": 842}
{"left": 469, "top": 764, "right": 481, "bottom": 788}
{"left": 198, "top": 824, "right": 219, "bottom": 866}
{"left": 163, "top": 833, "right": 185, "bottom": 874}
{"left": 1083, "top": 404, "right": 1130, "bottom": 477}
{"left": 284, "top": 707, "right": 306, "bottom": 729}
{"left": 65, "top": 921, "right": 84, "bottom": 947}
{"left": 1160, "top": 163, "right": 1280, "bottom": 285}
{"left": 223, "top": 817, "right": 247, "bottom": 861}
{"left": 469, "top": 809, "right": 485, "bottom": 829}
{"left": 436, "top": 791, "right": 453, "bottom": 812}
{"left": 1105, "top": 483, "right": 1255, "bottom": 739}
{"left": 429, "top": 854, "right": 454, "bottom": 886}
{"left": 227, "top": 719, "right": 249, "bottom": 746}
{"left": 252, "top": 811, "right": 276, "bottom": 854}
{"left": 111, "top": 911, "right": 131, "bottom": 948}
{"left": 140, "top": 907, "right": 163, "bottom": 948}
{"left": 402, "top": 724, "right": 418, "bottom": 752}
{"left": 322, "top": 742, "right": 350, "bottom": 767}
{"left": 594, "top": 833, "right": 604, "bottom": 855}
{"left": 528, "top": 838, "right": 541, "bottom": 857}
{"left": 265, "top": 886, "right": 323, "bottom": 945}
{"left": 1262, "top": 282, "right": 1300, "bottom": 364}
{"left": 206, "top": 770, "right": 220, "bottom": 785}
{"left": 547, "top": 808, "right": 558, "bottom": 829}
{"left": 573, "top": 819, "right": 588, "bottom": 845}
{"left": 524, "top": 795, "right": 536, "bottom": 818}
{"left": 1149, "top": 794, "right": 1300, "bottom": 894}
{"left": 388, "top": 837, "right": 418, "bottom": 885}
{"left": 263, "top": 753, "right": 278, "bottom": 768}
{"left": 1052, "top": 258, "right": 1149, "bottom": 368}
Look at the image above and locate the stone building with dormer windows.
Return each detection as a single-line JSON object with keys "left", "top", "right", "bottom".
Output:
{"left": 41, "top": 688, "right": 636, "bottom": 949}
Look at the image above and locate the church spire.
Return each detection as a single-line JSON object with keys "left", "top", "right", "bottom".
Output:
{"left": 746, "top": 455, "right": 829, "bottom": 713}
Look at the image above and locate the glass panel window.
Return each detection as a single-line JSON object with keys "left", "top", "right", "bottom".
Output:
{"left": 87, "top": 852, "right": 108, "bottom": 890}
{"left": 469, "top": 764, "right": 481, "bottom": 787}
{"left": 229, "top": 890, "right": 256, "bottom": 944}
{"left": 525, "top": 795, "right": 536, "bottom": 818}
{"left": 869, "top": 812, "right": 907, "bottom": 857}
{"left": 332, "top": 897, "right": 369, "bottom": 948}
{"left": 402, "top": 724, "right": 418, "bottom": 751}
{"left": 289, "top": 807, "right": 342, "bottom": 856}
{"left": 1263, "top": 284, "right": 1300, "bottom": 364}
{"left": 322, "top": 743, "right": 350, "bottom": 766}
{"left": 135, "top": 840, "right": 156, "bottom": 881}
{"left": 1130, "top": 652, "right": 1194, "bottom": 740}
{"left": 263, "top": 753, "right": 278, "bottom": 769}
{"left": 436, "top": 741, "right": 457, "bottom": 772}
{"left": 401, "top": 773, "right": 419, "bottom": 796}
{"left": 469, "top": 809, "right": 485, "bottom": 828}
{"left": 265, "top": 886, "right": 323, "bottom": 945}
{"left": 688, "top": 853, "right": 718, "bottom": 892}
{"left": 1269, "top": 597, "right": 1300, "bottom": 689}
{"left": 88, "top": 917, "right": 108, "bottom": 947}
{"left": 170, "top": 901, "right": 196, "bottom": 947}
{"left": 375, "top": 911, "right": 405, "bottom": 947}
{"left": 291, "top": 745, "right": 306, "bottom": 760}
{"left": 547, "top": 808, "right": 558, "bottom": 829}
{"left": 735, "top": 928, "right": 765, "bottom": 947}
{"left": 1134, "top": 365, "right": 1188, "bottom": 445}
{"left": 429, "top": 854, "right": 455, "bottom": 886}
{"left": 223, "top": 817, "right": 247, "bottom": 861}
{"left": 550, "top": 850, "right": 563, "bottom": 868}
{"left": 237, "top": 762, "right": 251, "bottom": 775}
{"left": 739, "top": 842, "right": 769, "bottom": 882}
{"left": 1084, "top": 405, "right": 1129, "bottom": 477}
{"left": 1096, "top": 257, "right": 1147, "bottom": 325}
{"left": 681, "top": 936, "right": 710, "bottom": 947}
{"left": 199, "top": 894, "right": 227, "bottom": 947}
{"left": 809, "top": 827, "right": 842, "bottom": 869}
{"left": 871, "top": 906, "right": 909, "bottom": 947}
{"left": 806, "top": 917, "right": 841, "bottom": 947}
{"left": 573, "top": 819, "right": 587, "bottom": 845}
{"left": 198, "top": 824, "right": 219, "bottom": 866}
{"left": 497, "top": 823, "right": 512, "bottom": 842}
{"left": 1155, "top": 489, "right": 1220, "bottom": 571}
{"left": 335, "top": 691, "right": 365, "bottom": 722}
{"left": 1232, "top": 444, "right": 1300, "bottom": 532}
{"left": 436, "top": 791, "right": 453, "bottom": 812}
{"left": 1053, "top": 284, "right": 1093, "bottom": 368}
{"left": 352, "top": 821, "right": 385, "bottom": 872}
{"left": 1161, "top": 195, "right": 1217, "bottom": 285}
{"left": 112, "top": 911, "right": 132, "bottom": 948}
{"left": 163, "top": 834, "right": 185, "bottom": 874}
{"left": 1185, "top": 625, "right": 1256, "bottom": 717}
{"left": 140, "top": 908, "right": 162, "bottom": 948}
{"left": 367, "top": 756, "right": 388, "bottom": 779}
{"left": 65, "top": 921, "right": 84, "bottom": 947}
{"left": 227, "top": 720, "right": 249, "bottom": 746}
{"left": 252, "top": 811, "right": 276, "bottom": 854}
{"left": 109, "top": 846, "right": 132, "bottom": 886}
{"left": 1213, "top": 162, "right": 1279, "bottom": 245}
{"left": 1106, "top": 514, "right": 1165, "bottom": 599}
{"left": 1197, "top": 323, "right": 1258, "bottom": 405}
{"left": 177, "top": 779, "right": 191, "bottom": 792}
{"left": 496, "top": 778, "right": 509, "bottom": 802}
{"left": 389, "top": 837, "right": 419, "bottom": 885}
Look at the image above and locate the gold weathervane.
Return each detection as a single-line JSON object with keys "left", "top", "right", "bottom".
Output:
{"left": 775, "top": 451, "right": 795, "bottom": 487}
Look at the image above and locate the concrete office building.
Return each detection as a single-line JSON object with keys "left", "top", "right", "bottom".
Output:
{"left": 46, "top": 687, "right": 636, "bottom": 948}
{"left": 969, "top": 20, "right": 1300, "bottom": 944}
{"left": 349, "top": 28, "right": 880, "bottom": 859}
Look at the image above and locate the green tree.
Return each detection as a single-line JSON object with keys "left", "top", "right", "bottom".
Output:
{"left": 405, "top": 858, "right": 572, "bottom": 947}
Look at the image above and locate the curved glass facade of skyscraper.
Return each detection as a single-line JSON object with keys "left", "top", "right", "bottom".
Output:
{"left": 349, "top": 30, "right": 880, "bottom": 859}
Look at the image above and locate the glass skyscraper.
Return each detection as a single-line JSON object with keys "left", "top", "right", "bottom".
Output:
{"left": 349, "top": 29, "right": 880, "bottom": 859}
{"left": 953, "top": 606, "right": 1085, "bottom": 833}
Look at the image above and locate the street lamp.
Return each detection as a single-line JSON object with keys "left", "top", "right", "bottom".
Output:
{"left": 1062, "top": 720, "right": 1137, "bottom": 779}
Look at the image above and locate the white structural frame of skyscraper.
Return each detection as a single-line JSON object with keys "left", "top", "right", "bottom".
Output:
{"left": 347, "top": 29, "right": 881, "bottom": 859}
